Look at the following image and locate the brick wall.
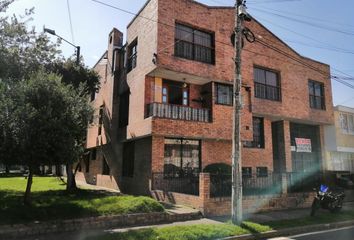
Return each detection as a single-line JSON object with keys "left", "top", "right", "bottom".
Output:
{"left": 151, "top": 173, "right": 316, "bottom": 217}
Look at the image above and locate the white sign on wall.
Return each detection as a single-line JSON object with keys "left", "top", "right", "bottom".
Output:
{"left": 295, "top": 138, "right": 312, "bottom": 153}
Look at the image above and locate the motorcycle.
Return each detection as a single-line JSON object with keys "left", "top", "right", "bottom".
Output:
{"left": 310, "top": 184, "right": 345, "bottom": 216}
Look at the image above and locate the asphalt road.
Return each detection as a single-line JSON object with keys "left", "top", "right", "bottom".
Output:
{"left": 268, "top": 225, "right": 354, "bottom": 240}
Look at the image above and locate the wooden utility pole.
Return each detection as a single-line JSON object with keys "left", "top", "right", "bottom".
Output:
{"left": 231, "top": 0, "right": 244, "bottom": 225}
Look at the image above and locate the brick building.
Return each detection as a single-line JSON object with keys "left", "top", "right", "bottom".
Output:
{"left": 76, "top": 0, "right": 334, "bottom": 214}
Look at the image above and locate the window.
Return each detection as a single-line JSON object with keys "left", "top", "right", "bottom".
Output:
{"left": 127, "top": 39, "right": 137, "bottom": 72}
{"left": 175, "top": 23, "right": 215, "bottom": 64}
{"left": 102, "top": 157, "right": 110, "bottom": 175}
{"left": 162, "top": 80, "right": 189, "bottom": 106}
{"left": 308, "top": 80, "right": 325, "bottom": 110}
{"left": 119, "top": 91, "right": 130, "bottom": 128}
{"left": 242, "top": 167, "right": 252, "bottom": 178}
{"left": 244, "top": 117, "right": 264, "bottom": 148}
{"left": 98, "top": 106, "right": 103, "bottom": 135}
{"left": 122, "top": 142, "right": 134, "bottom": 177}
{"left": 84, "top": 155, "right": 90, "bottom": 173}
{"left": 164, "top": 138, "right": 200, "bottom": 177}
{"left": 339, "top": 112, "right": 354, "bottom": 135}
{"left": 216, "top": 83, "right": 233, "bottom": 105}
{"left": 254, "top": 67, "right": 280, "bottom": 101}
{"left": 256, "top": 167, "right": 268, "bottom": 177}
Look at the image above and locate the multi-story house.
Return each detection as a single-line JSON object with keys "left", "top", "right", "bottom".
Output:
{"left": 76, "top": 0, "right": 334, "bottom": 215}
{"left": 324, "top": 105, "right": 354, "bottom": 173}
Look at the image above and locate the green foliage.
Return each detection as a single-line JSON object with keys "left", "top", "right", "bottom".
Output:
{"left": 0, "top": 0, "right": 61, "bottom": 82}
{"left": 203, "top": 163, "right": 232, "bottom": 174}
{"left": 87, "top": 223, "right": 271, "bottom": 240}
{"left": 0, "top": 176, "right": 165, "bottom": 225}
{"left": 265, "top": 209, "right": 354, "bottom": 229}
{"left": 0, "top": 71, "right": 92, "bottom": 168}
{"left": 46, "top": 59, "right": 100, "bottom": 96}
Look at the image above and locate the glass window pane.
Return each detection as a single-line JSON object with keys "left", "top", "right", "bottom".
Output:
{"left": 348, "top": 114, "right": 354, "bottom": 133}
{"left": 194, "top": 30, "right": 212, "bottom": 47}
{"left": 308, "top": 82, "right": 314, "bottom": 95}
{"left": 266, "top": 71, "right": 277, "bottom": 86}
{"left": 254, "top": 68, "right": 266, "bottom": 84}
{"left": 217, "top": 84, "right": 232, "bottom": 105}
{"left": 314, "top": 83, "right": 322, "bottom": 96}
{"left": 175, "top": 24, "right": 193, "bottom": 42}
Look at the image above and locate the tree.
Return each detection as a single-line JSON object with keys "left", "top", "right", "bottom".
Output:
{"left": 47, "top": 59, "right": 100, "bottom": 98}
{"left": 0, "top": 0, "right": 100, "bottom": 191}
{"left": 0, "top": 0, "right": 60, "bottom": 82}
{"left": 0, "top": 71, "right": 92, "bottom": 205}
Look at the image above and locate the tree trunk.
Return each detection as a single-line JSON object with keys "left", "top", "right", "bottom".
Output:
{"left": 66, "top": 163, "right": 77, "bottom": 191}
{"left": 24, "top": 167, "right": 33, "bottom": 206}
{"left": 5, "top": 165, "right": 9, "bottom": 174}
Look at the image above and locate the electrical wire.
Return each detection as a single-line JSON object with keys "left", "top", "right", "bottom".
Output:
{"left": 67, "top": 0, "right": 75, "bottom": 45}
{"left": 91, "top": 0, "right": 354, "bottom": 91}
{"left": 252, "top": 16, "right": 354, "bottom": 55}
{"left": 253, "top": 5, "right": 354, "bottom": 28}
{"left": 250, "top": 7, "right": 354, "bottom": 36}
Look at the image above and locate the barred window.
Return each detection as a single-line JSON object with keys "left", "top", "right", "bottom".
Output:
{"left": 308, "top": 80, "right": 325, "bottom": 110}
{"left": 254, "top": 67, "right": 281, "bottom": 101}
{"left": 243, "top": 117, "right": 264, "bottom": 148}
{"left": 175, "top": 23, "right": 214, "bottom": 64}
{"left": 164, "top": 138, "right": 200, "bottom": 177}
{"left": 339, "top": 112, "right": 354, "bottom": 135}
{"left": 216, "top": 83, "right": 233, "bottom": 105}
{"left": 127, "top": 39, "right": 137, "bottom": 73}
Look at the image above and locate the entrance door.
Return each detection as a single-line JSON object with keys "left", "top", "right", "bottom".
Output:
{"left": 290, "top": 123, "right": 321, "bottom": 173}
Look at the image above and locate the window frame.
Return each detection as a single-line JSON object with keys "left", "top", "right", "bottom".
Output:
{"left": 215, "top": 83, "right": 233, "bottom": 106}
{"left": 244, "top": 117, "right": 265, "bottom": 149}
{"left": 253, "top": 66, "right": 281, "bottom": 101}
{"left": 162, "top": 80, "right": 189, "bottom": 106}
{"left": 163, "top": 138, "right": 201, "bottom": 177}
{"left": 242, "top": 167, "right": 252, "bottom": 178}
{"left": 308, "top": 80, "right": 326, "bottom": 110}
{"left": 174, "top": 22, "right": 215, "bottom": 65}
{"left": 340, "top": 112, "right": 354, "bottom": 135}
{"left": 256, "top": 167, "right": 268, "bottom": 178}
{"left": 127, "top": 39, "right": 138, "bottom": 73}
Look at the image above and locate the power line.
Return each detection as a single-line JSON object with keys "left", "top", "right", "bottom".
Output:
{"left": 247, "top": 0, "right": 301, "bottom": 4}
{"left": 252, "top": 16, "right": 354, "bottom": 56}
{"left": 91, "top": 0, "right": 354, "bottom": 91}
{"left": 254, "top": 6, "right": 354, "bottom": 28}
{"left": 250, "top": 7, "right": 354, "bottom": 36}
{"left": 67, "top": 0, "right": 75, "bottom": 44}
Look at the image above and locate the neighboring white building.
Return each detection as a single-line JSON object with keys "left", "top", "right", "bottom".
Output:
{"left": 324, "top": 105, "right": 354, "bottom": 173}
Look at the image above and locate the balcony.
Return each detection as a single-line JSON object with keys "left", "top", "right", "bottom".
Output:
{"left": 147, "top": 102, "right": 211, "bottom": 122}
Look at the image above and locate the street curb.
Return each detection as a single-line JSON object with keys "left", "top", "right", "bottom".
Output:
{"left": 220, "top": 220, "right": 354, "bottom": 240}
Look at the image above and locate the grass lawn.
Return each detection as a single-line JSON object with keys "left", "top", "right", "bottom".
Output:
{"left": 86, "top": 222, "right": 272, "bottom": 240}
{"left": 0, "top": 175, "right": 164, "bottom": 225}
{"left": 265, "top": 209, "right": 354, "bottom": 229}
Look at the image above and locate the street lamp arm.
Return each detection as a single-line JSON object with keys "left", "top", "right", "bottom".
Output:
{"left": 44, "top": 27, "right": 80, "bottom": 65}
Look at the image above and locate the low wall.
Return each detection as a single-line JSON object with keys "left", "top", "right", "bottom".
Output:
{"left": 203, "top": 193, "right": 315, "bottom": 216}
{"left": 151, "top": 190, "right": 202, "bottom": 211}
{"left": 151, "top": 173, "right": 317, "bottom": 217}
{"left": 0, "top": 212, "right": 202, "bottom": 239}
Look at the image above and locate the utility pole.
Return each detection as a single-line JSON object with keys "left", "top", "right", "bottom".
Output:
{"left": 232, "top": 0, "right": 244, "bottom": 225}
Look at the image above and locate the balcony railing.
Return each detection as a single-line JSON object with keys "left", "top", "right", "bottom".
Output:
{"left": 147, "top": 102, "right": 211, "bottom": 122}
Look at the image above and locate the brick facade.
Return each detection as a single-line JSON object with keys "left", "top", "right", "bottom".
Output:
{"left": 80, "top": 0, "right": 334, "bottom": 214}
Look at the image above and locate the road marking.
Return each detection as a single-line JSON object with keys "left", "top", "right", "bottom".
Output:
{"left": 289, "top": 226, "right": 354, "bottom": 238}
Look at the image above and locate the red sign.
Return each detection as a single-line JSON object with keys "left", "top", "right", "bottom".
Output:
{"left": 295, "top": 138, "right": 312, "bottom": 152}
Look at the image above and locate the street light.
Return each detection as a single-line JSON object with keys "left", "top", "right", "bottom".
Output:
{"left": 44, "top": 27, "right": 81, "bottom": 66}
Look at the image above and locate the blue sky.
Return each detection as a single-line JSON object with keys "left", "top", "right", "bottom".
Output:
{"left": 5, "top": 0, "right": 354, "bottom": 108}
